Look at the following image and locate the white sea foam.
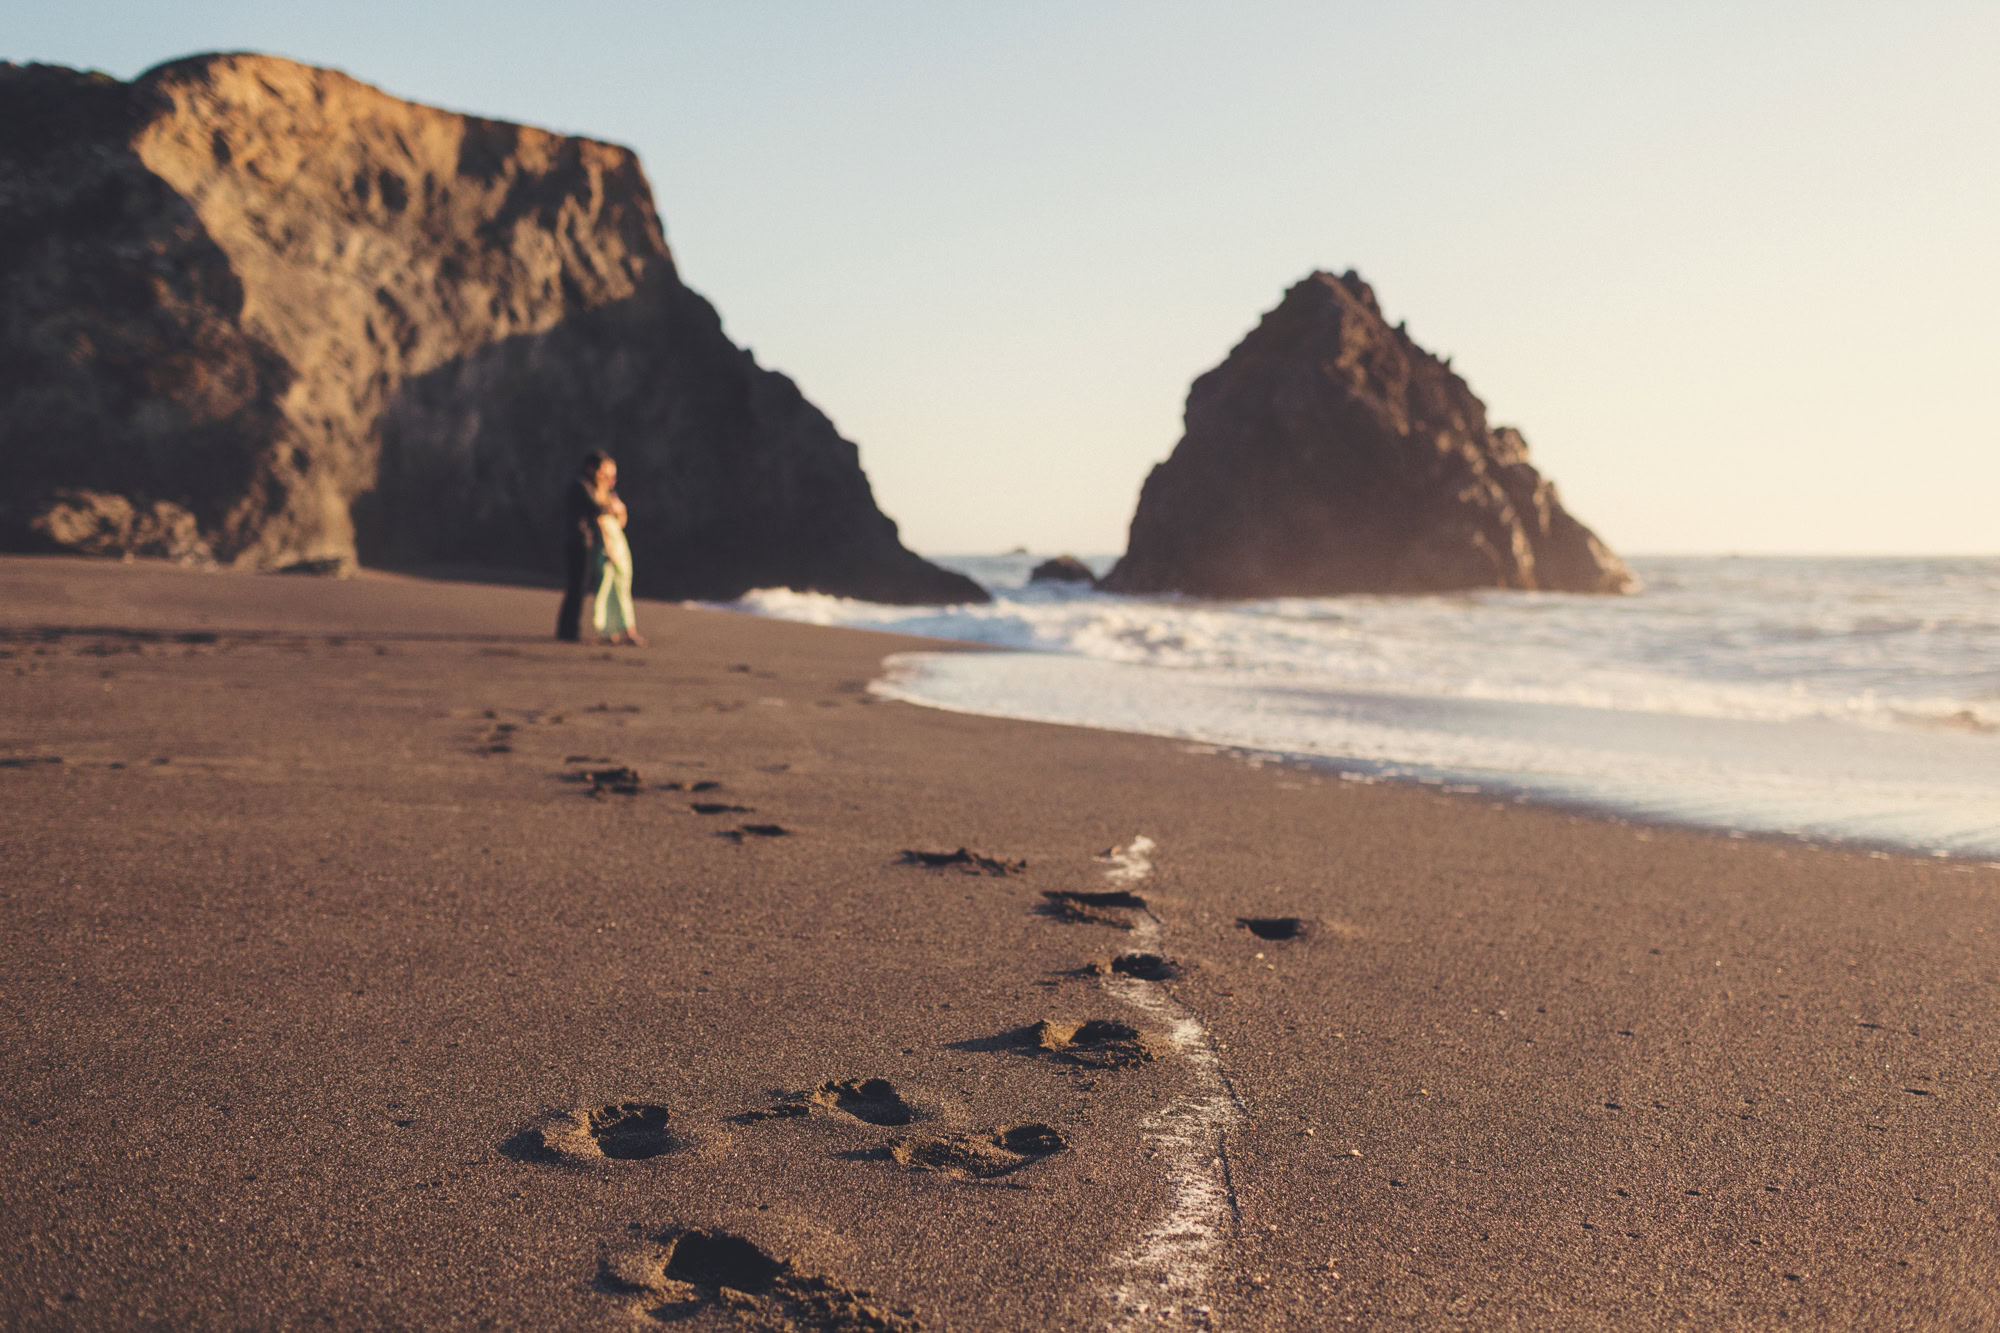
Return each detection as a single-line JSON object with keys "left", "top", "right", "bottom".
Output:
{"left": 723, "top": 556, "right": 2000, "bottom": 859}
{"left": 737, "top": 555, "right": 2000, "bottom": 734}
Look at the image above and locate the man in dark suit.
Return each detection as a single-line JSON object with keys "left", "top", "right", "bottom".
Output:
{"left": 556, "top": 450, "right": 614, "bottom": 642}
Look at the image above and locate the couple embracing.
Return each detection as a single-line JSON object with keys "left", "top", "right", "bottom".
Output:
{"left": 555, "top": 450, "right": 643, "bottom": 646}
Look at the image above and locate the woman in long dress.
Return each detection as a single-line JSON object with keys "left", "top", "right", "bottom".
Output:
{"left": 590, "top": 460, "right": 643, "bottom": 646}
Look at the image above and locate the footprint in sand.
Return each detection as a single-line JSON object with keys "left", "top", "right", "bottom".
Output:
{"left": 473, "top": 714, "right": 525, "bottom": 755}
{"left": 596, "top": 1227, "right": 921, "bottom": 1331}
{"left": 502, "top": 1102, "right": 697, "bottom": 1166}
{"left": 1238, "top": 916, "right": 1310, "bottom": 941}
{"left": 1103, "top": 952, "right": 1177, "bottom": 981}
{"left": 567, "top": 765, "right": 644, "bottom": 796}
{"left": 896, "top": 848, "right": 1027, "bottom": 876}
{"left": 1032, "top": 1019, "right": 1160, "bottom": 1069}
{"left": 884, "top": 1124, "right": 1067, "bottom": 1180}
{"left": 742, "top": 1078, "right": 917, "bottom": 1126}
{"left": 1039, "top": 889, "right": 1146, "bottom": 928}
{"left": 718, "top": 824, "right": 791, "bottom": 842}
{"left": 691, "top": 801, "right": 755, "bottom": 815}
{"left": 956, "top": 1020, "right": 1160, "bottom": 1069}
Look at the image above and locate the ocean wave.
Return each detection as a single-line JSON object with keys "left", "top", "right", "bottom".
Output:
{"left": 728, "top": 556, "right": 2000, "bottom": 737}
{"left": 720, "top": 556, "right": 2000, "bottom": 858}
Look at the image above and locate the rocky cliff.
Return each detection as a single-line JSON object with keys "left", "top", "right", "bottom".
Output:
{"left": 0, "top": 54, "right": 984, "bottom": 604}
{"left": 1102, "top": 272, "right": 1632, "bottom": 598}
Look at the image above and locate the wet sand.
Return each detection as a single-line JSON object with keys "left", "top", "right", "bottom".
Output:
{"left": 3, "top": 555, "right": 1997, "bottom": 1330}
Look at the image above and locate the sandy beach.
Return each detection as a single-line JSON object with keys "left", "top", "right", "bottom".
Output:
{"left": 3, "top": 555, "right": 1996, "bottom": 1330}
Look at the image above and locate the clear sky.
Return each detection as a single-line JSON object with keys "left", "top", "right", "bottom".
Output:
{"left": 16, "top": 2, "right": 1999, "bottom": 556}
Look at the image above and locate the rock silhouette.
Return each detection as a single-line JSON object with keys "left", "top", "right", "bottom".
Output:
{"left": 0, "top": 55, "right": 984, "bottom": 605}
{"left": 1102, "top": 271, "right": 1633, "bottom": 597}
{"left": 1027, "top": 555, "right": 1096, "bottom": 585}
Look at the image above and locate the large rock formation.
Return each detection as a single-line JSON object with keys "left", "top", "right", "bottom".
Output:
{"left": 1102, "top": 272, "right": 1632, "bottom": 598}
{"left": 0, "top": 55, "right": 984, "bottom": 604}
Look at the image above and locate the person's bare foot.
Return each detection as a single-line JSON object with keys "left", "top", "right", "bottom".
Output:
{"left": 624, "top": 632, "right": 646, "bottom": 646}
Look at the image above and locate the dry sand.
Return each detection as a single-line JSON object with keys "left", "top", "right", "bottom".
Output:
{"left": 3, "top": 555, "right": 1996, "bottom": 1330}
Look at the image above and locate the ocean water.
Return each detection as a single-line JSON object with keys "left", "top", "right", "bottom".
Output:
{"left": 721, "top": 555, "right": 2000, "bottom": 861}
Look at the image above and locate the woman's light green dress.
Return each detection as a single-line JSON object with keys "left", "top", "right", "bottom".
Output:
{"left": 592, "top": 514, "right": 636, "bottom": 640}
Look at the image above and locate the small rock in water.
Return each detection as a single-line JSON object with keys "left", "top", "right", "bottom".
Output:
{"left": 1028, "top": 554, "right": 1097, "bottom": 586}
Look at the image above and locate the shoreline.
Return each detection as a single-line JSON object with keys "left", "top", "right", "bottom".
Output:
{"left": 5, "top": 556, "right": 1998, "bottom": 1328}
{"left": 862, "top": 647, "right": 2000, "bottom": 869}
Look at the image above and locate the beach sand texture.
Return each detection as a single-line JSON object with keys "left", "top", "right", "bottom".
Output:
{"left": 3, "top": 556, "right": 1996, "bottom": 1329}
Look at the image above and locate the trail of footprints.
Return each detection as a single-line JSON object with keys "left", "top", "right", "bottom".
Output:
{"left": 456, "top": 671, "right": 1310, "bottom": 1330}
{"left": 21, "top": 677, "right": 1309, "bottom": 1325}
{"left": 549, "top": 739, "right": 791, "bottom": 837}
{"left": 468, "top": 700, "right": 795, "bottom": 837}
{"left": 497, "top": 831, "right": 1313, "bottom": 1330}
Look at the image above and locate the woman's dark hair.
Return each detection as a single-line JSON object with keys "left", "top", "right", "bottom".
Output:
{"left": 578, "top": 449, "right": 613, "bottom": 477}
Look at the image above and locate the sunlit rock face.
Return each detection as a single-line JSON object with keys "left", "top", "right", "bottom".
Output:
{"left": 1102, "top": 271, "right": 1633, "bottom": 598}
{"left": 0, "top": 54, "right": 984, "bottom": 603}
